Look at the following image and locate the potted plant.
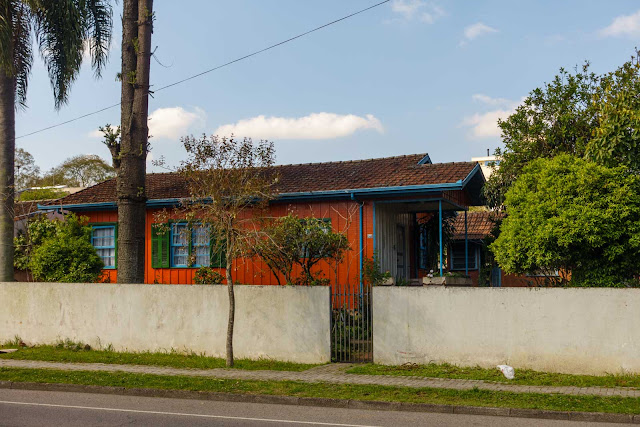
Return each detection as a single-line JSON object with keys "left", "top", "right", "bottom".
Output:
{"left": 422, "top": 270, "right": 473, "bottom": 286}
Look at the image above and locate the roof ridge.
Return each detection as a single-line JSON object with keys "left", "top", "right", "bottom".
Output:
{"left": 271, "top": 153, "right": 427, "bottom": 169}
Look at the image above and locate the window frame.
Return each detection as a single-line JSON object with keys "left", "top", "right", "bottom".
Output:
{"left": 191, "top": 223, "right": 211, "bottom": 268}
{"left": 170, "top": 222, "right": 190, "bottom": 268}
{"left": 450, "top": 241, "right": 478, "bottom": 271}
{"left": 90, "top": 223, "right": 117, "bottom": 269}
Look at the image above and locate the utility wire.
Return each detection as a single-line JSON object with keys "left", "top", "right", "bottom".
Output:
{"left": 16, "top": 0, "right": 390, "bottom": 141}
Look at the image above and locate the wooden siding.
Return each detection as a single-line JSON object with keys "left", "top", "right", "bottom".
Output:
{"left": 83, "top": 200, "right": 374, "bottom": 291}
{"left": 83, "top": 211, "right": 118, "bottom": 283}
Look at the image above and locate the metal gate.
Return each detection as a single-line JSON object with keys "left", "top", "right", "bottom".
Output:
{"left": 330, "top": 282, "right": 372, "bottom": 363}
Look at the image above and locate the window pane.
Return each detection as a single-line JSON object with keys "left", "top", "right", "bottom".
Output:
{"left": 172, "top": 224, "right": 188, "bottom": 245}
{"left": 194, "top": 245, "right": 210, "bottom": 267}
{"left": 193, "top": 225, "right": 210, "bottom": 246}
{"left": 92, "top": 226, "right": 116, "bottom": 268}
{"left": 172, "top": 246, "right": 188, "bottom": 266}
{"left": 451, "top": 243, "right": 476, "bottom": 270}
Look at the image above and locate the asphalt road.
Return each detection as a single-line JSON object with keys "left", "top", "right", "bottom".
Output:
{"left": 0, "top": 389, "right": 627, "bottom": 426}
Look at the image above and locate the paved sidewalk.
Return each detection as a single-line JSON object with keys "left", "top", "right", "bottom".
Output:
{"left": 1, "top": 359, "right": 639, "bottom": 398}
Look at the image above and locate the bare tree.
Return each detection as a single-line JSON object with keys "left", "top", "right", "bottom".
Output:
{"left": 158, "top": 135, "right": 277, "bottom": 367}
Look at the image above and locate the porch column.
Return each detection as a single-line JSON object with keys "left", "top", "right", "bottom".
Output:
{"left": 439, "top": 200, "right": 443, "bottom": 276}
{"left": 465, "top": 210, "right": 468, "bottom": 276}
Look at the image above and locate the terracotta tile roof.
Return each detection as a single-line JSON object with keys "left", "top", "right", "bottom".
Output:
{"left": 14, "top": 200, "right": 53, "bottom": 219}
{"left": 46, "top": 154, "right": 479, "bottom": 207}
{"left": 452, "top": 210, "right": 503, "bottom": 240}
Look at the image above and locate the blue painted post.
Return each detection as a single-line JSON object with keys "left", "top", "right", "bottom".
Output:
{"left": 359, "top": 202, "right": 364, "bottom": 296}
{"left": 465, "top": 210, "right": 468, "bottom": 276}
{"left": 439, "top": 200, "right": 443, "bottom": 277}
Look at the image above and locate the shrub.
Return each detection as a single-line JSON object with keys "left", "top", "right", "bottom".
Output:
{"left": 363, "top": 252, "right": 391, "bottom": 286}
{"left": 28, "top": 214, "right": 104, "bottom": 283}
{"left": 491, "top": 155, "right": 640, "bottom": 287}
{"left": 194, "top": 267, "right": 224, "bottom": 285}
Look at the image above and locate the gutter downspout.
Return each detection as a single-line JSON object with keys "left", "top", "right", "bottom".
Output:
{"left": 351, "top": 193, "right": 364, "bottom": 296}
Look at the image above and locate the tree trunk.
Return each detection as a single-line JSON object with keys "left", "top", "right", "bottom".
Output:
{"left": 0, "top": 73, "right": 15, "bottom": 281}
{"left": 225, "top": 235, "right": 235, "bottom": 367}
{"left": 117, "top": 0, "right": 153, "bottom": 283}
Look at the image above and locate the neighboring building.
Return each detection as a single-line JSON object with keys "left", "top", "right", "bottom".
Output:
{"left": 471, "top": 153, "right": 501, "bottom": 179}
{"left": 40, "top": 153, "right": 485, "bottom": 288}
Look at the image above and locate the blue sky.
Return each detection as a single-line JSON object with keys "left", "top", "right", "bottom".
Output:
{"left": 15, "top": 0, "right": 640, "bottom": 172}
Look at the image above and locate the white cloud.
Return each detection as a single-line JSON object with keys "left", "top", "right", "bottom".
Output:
{"left": 148, "top": 107, "right": 206, "bottom": 139}
{"left": 462, "top": 95, "right": 521, "bottom": 139}
{"left": 213, "top": 112, "right": 384, "bottom": 140}
{"left": 87, "top": 106, "right": 206, "bottom": 141}
{"left": 471, "top": 94, "right": 512, "bottom": 107}
{"left": 87, "top": 129, "right": 104, "bottom": 138}
{"left": 599, "top": 9, "right": 640, "bottom": 38}
{"left": 390, "top": 0, "right": 445, "bottom": 24}
{"left": 460, "top": 22, "right": 498, "bottom": 45}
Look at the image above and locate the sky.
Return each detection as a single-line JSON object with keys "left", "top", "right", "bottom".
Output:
{"left": 14, "top": 0, "right": 640, "bottom": 173}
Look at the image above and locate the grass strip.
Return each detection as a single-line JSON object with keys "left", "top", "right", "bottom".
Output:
{"left": 1, "top": 367, "right": 640, "bottom": 414}
{"left": 347, "top": 363, "right": 640, "bottom": 388}
{"left": 0, "top": 344, "right": 317, "bottom": 372}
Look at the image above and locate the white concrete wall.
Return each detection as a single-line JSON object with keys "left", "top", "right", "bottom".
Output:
{"left": 374, "top": 287, "right": 640, "bottom": 375}
{"left": 0, "top": 282, "right": 330, "bottom": 364}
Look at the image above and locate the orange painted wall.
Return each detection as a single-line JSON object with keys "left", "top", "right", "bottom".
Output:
{"left": 83, "top": 210, "right": 118, "bottom": 284}
{"left": 83, "top": 200, "right": 374, "bottom": 290}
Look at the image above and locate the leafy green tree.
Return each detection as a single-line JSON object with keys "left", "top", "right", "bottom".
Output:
{"left": 0, "top": 0, "right": 113, "bottom": 281}
{"left": 491, "top": 155, "right": 640, "bottom": 287}
{"left": 485, "top": 51, "right": 640, "bottom": 208}
{"left": 47, "top": 154, "right": 114, "bottom": 187}
{"left": 252, "top": 214, "right": 351, "bottom": 286}
{"left": 17, "top": 187, "right": 66, "bottom": 201}
{"left": 586, "top": 56, "right": 640, "bottom": 171}
{"left": 28, "top": 214, "right": 103, "bottom": 282}
{"left": 15, "top": 147, "right": 40, "bottom": 190}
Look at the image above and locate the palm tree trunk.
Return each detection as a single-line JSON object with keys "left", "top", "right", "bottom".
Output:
{"left": 0, "top": 73, "right": 15, "bottom": 281}
{"left": 225, "top": 235, "right": 235, "bottom": 367}
{"left": 117, "top": 0, "right": 153, "bottom": 283}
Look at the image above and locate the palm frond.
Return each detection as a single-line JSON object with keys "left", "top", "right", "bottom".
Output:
{"left": 81, "top": 0, "right": 113, "bottom": 78}
{"left": 33, "top": 0, "right": 85, "bottom": 109}
{"left": 0, "top": 1, "right": 33, "bottom": 109}
{"left": 12, "top": 1, "right": 33, "bottom": 108}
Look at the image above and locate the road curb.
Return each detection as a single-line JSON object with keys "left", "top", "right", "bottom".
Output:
{"left": 0, "top": 380, "right": 638, "bottom": 424}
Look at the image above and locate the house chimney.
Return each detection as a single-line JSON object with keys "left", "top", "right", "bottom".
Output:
{"left": 487, "top": 148, "right": 490, "bottom": 156}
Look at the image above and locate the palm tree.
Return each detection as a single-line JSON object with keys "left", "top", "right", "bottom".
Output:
{"left": 0, "top": 0, "right": 113, "bottom": 280}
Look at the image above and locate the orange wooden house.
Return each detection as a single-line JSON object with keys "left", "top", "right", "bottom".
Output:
{"left": 40, "top": 153, "right": 485, "bottom": 287}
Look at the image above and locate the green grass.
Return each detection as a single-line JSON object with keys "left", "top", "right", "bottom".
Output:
{"left": 347, "top": 363, "right": 640, "bottom": 388}
{"left": 1, "top": 367, "right": 640, "bottom": 414}
{"left": 0, "top": 340, "right": 318, "bottom": 372}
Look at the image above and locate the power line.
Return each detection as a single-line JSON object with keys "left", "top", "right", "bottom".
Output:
{"left": 16, "top": 0, "right": 390, "bottom": 141}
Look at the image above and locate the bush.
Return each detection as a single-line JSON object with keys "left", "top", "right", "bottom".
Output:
{"left": 28, "top": 214, "right": 104, "bottom": 283}
{"left": 194, "top": 267, "right": 224, "bottom": 285}
{"left": 491, "top": 155, "right": 640, "bottom": 286}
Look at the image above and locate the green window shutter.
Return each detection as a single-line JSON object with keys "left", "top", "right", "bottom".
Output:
{"left": 151, "top": 224, "right": 170, "bottom": 268}
{"left": 210, "top": 237, "right": 227, "bottom": 269}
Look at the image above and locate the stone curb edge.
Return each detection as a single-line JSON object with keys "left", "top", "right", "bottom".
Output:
{"left": 0, "top": 380, "right": 637, "bottom": 424}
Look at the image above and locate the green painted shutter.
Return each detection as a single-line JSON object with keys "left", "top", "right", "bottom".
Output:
{"left": 210, "top": 237, "right": 227, "bottom": 268}
{"left": 151, "top": 224, "right": 170, "bottom": 268}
